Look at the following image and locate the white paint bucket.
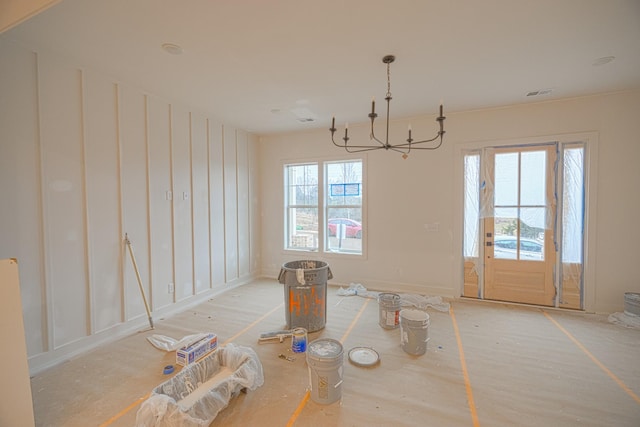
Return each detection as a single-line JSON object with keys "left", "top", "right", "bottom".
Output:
{"left": 378, "top": 293, "right": 401, "bottom": 329}
{"left": 306, "top": 338, "right": 344, "bottom": 404}
{"left": 400, "top": 309, "right": 430, "bottom": 356}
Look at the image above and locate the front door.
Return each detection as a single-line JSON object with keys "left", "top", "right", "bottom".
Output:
{"left": 483, "top": 145, "right": 557, "bottom": 306}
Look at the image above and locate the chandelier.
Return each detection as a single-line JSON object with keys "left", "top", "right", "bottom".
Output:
{"left": 330, "top": 55, "right": 446, "bottom": 159}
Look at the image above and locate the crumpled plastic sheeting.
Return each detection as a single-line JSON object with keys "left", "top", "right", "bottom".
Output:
{"left": 147, "top": 333, "right": 211, "bottom": 352}
{"left": 135, "top": 344, "right": 264, "bottom": 427}
{"left": 337, "top": 283, "right": 450, "bottom": 312}
{"left": 608, "top": 312, "right": 640, "bottom": 329}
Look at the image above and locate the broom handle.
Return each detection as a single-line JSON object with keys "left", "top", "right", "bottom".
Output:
{"left": 124, "top": 233, "right": 154, "bottom": 329}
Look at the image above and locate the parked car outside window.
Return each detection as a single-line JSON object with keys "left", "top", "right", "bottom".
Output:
{"left": 494, "top": 236, "right": 543, "bottom": 260}
{"left": 327, "top": 218, "right": 362, "bottom": 239}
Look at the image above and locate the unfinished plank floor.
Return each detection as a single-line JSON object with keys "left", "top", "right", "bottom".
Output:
{"left": 31, "top": 279, "right": 640, "bottom": 426}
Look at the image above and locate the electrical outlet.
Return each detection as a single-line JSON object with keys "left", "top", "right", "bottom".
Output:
{"left": 424, "top": 222, "right": 440, "bottom": 232}
{"left": 168, "top": 283, "right": 174, "bottom": 293}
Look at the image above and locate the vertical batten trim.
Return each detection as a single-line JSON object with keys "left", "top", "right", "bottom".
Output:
{"left": 168, "top": 103, "right": 176, "bottom": 303}
{"left": 188, "top": 112, "right": 196, "bottom": 296}
{"left": 206, "top": 118, "right": 213, "bottom": 290}
{"left": 79, "top": 68, "right": 93, "bottom": 336}
{"left": 221, "top": 124, "right": 227, "bottom": 283}
{"left": 34, "top": 51, "right": 52, "bottom": 354}
{"left": 115, "top": 83, "right": 126, "bottom": 323}
{"left": 235, "top": 130, "right": 240, "bottom": 280}
{"left": 143, "top": 95, "right": 153, "bottom": 311}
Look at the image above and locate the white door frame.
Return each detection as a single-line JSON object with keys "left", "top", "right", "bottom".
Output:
{"left": 452, "top": 132, "right": 599, "bottom": 311}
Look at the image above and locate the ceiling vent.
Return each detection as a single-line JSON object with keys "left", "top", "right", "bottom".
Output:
{"left": 290, "top": 107, "right": 317, "bottom": 124}
{"left": 526, "top": 89, "right": 553, "bottom": 97}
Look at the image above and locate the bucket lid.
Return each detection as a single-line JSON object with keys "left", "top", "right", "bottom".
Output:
{"left": 625, "top": 292, "right": 640, "bottom": 301}
{"left": 308, "top": 338, "right": 343, "bottom": 359}
{"left": 378, "top": 292, "right": 400, "bottom": 302}
{"left": 348, "top": 347, "right": 380, "bottom": 367}
{"left": 400, "top": 309, "right": 430, "bottom": 322}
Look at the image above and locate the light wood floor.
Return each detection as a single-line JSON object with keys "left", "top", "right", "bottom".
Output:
{"left": 31, "top": 279, "right": 640, "bottom": 426}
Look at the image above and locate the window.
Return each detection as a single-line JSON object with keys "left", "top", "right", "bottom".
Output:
{"left": 284, "top": 159, "right": 364, "bottom": 255}
{"left": 325, "top": 160, "right": 363, "bottom": 254}
{"left": 285, "top": 163, "right": 318, "bottom": 250}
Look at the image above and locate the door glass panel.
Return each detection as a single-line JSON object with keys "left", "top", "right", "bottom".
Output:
{"left": 494, "top": 207, "right": 518, "bottom": 259}
{"left": 562, "top": 147, "right": 584, "bottom": 263}
{"left": 463, "top": 154, "right": 480, "bottom": 258}
{"left": 494, "top": 153, "right": 518, "bottom": 205}
{"left": 521, "top": 151, "right": 546, "bottom": 205}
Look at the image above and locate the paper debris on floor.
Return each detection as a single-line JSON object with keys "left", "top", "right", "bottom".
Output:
{"left": 337, "top": 282, "right": 450, "bottom": 312}
{"left": 608, "top": 311, "right": 640, "bottom": 329}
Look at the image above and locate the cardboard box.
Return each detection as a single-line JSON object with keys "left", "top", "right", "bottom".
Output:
{"left": 176, "top": 333, "right": 218, "bottom": 366}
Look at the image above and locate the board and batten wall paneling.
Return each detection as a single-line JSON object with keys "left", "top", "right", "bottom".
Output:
{"left": 147, "top": 96, "right": 174, "bottom": 309}
{"left": 208, "top": 119, "right": 226, "bottom": 287}
{"left": 223, "top": 126, "right": 239, "bottom": 283}
{"left": 119, "top": 87, "right": 151, "bottom": 322}
{"left": 1, "top": 39, "right": 260, "bottom": 374}
{"left": 170, "top": 105, "right": 194, "bottom": 301}
{"left": 0, "top": 40, "right": 46, "bottom": 356}
{"left": 83, "top": 71, "right": 122, "bottom": 332}
{"left": 191, "top": 113, "right": 211, "bottom": 294}
{"left": 38, "top": 52, "right": 90, "bottom": 348}
{"left": 236, "top": 130, "right": 250, "bottom": 279}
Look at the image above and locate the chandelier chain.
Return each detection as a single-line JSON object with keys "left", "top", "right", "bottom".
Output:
{"left": 386, "top": 62, "right": 392, "bottom": 98}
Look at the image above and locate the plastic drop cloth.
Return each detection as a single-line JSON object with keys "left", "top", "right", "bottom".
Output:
{"left": 337, "top": 283, "right": 450, "bottom": 312}
{"left": 147, "top": 333, "right": 212, "bottom": 352}
{"left": 608, "top": 312, "right": 640, "bottom": 329}
{"left": 135, "top": 344, "right": 264, "bottom": 427}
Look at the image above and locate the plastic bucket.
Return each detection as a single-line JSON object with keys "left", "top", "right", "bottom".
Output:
{"left": 400, "top": 309, "right": 430, "bottom": 356}
{"left": 306, "top": 338, "right": 344, "bottom": 404}
{"left": 378, "top": 293, "right": 401, "bottom": 329}
{"left": 278, "top": 260, "right": 333, "bottom": 332}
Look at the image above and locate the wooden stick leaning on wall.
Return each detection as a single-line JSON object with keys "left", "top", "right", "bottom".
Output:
{"left": 124, "top": 233, "right": 154, "bottom": 329}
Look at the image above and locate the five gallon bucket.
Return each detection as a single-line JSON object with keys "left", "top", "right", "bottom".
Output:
{"left": 278, "top": 260, "right": 333, "bottom": 332}
{"left": 306, "top": 338, "right": 344, "bottom": 404}
{"left": 624, "top": 292, "right": 640, "bottom": 316}
{"left": 378, "top": 293, "right": 401, "bottom": 329}
{"left": 400, "top": 309, "right": 430, "bottom": 356}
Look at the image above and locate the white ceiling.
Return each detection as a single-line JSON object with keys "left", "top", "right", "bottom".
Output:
{"left": 3, "top": 0, "right": 640, "bottom": 135}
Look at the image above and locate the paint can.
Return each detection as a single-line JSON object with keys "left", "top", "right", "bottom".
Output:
{"left": 278, "top": 260, "right": 333, "bottom": 332}
{"left": 306, "top": 338, "right": 344, "bottom": 404}
{"left": 400, "top": 309, "right": 430, "bottom": 356}
{"left": 378, "top": 293, "right": 401, "bottom": 329}
{"left": 291, "top": 327, "right": 307, "bottom": 353}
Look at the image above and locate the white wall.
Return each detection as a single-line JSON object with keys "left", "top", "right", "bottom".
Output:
{"left": 0, "top": 38, "right": 260, "bottom": 374}
{"left": 258, "top": 91, "right": 640, "bottom": 314}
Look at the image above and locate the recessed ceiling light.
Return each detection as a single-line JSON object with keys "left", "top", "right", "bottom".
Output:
{"left": 161, "top": 43, "right": 183, "bottom": 55}
{"left": 592, "top": 56, "right": 615, "bottom": 66}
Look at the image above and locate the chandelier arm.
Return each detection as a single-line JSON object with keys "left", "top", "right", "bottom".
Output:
{"left": 369, "top": 129, "right": 386, "bottom": 146}
{"left": 331, "top": 133, "right": 390, "bottom": 150}
{"left": 369, "top": 115, "right": 387, "bottom": 147}
{"left": 394, "top": 135, "right": 445, "bottom": 150}
{"left": 344, "top": 145, "right": 391, "bottom": 153}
